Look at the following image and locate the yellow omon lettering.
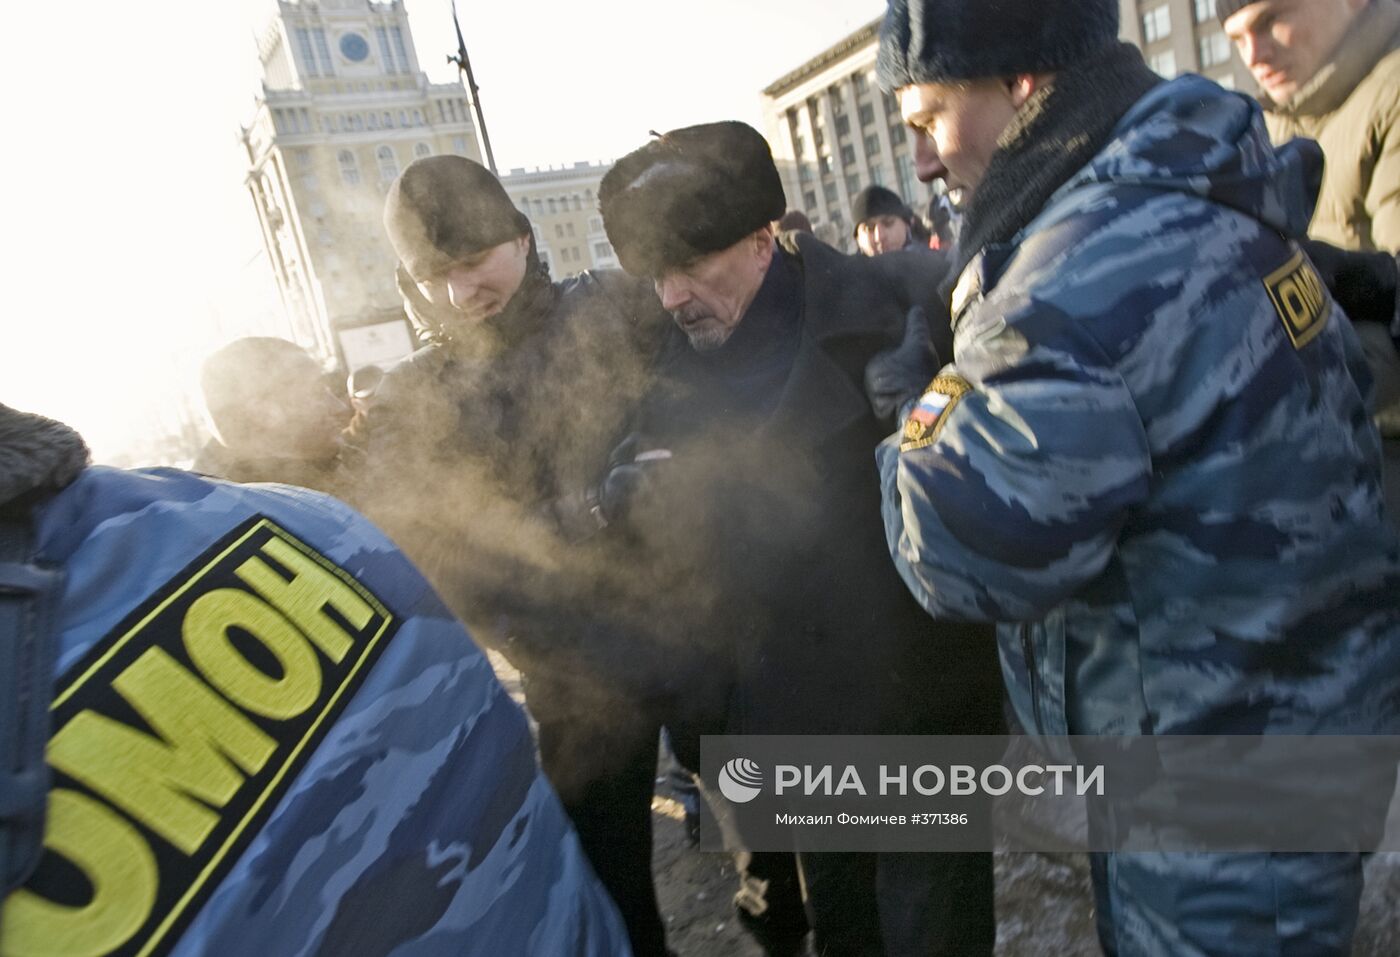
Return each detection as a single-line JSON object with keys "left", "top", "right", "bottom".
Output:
{"left": 47, "top": 648, "right": 276, "bottom": 856}
{"left": 0, "top": 789, "right": 158, "bottom": 957}
{"left": 234, "top": 538, "right": 372, "bottom": 664}
{"left": 183, "top": 588, "right": 321, "bottom": 720}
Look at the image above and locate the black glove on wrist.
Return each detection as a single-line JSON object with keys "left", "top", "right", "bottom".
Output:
{"left": 1301, "top": 239, "right": 1399, "bottom": 329}
{"left": 864, "top": 305, "right": 942, "bottom": 421}
{"left": 549, "top": 433, "right": 669, "bottom": 543}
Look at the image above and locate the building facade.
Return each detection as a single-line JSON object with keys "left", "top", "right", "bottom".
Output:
{"left": 241, "top": 0, "right": 483, "bottom": 370}
{"left": 501, "top": 162, "right": 620, "bottom": 275}
{"left": 760, "top": 7, "right": 1253, "bottom": 250}
{"left": 1119, "top": 0, "right": 1253, "bottom": 90}
{"left": 761, "top": 18, "right": 934, "bottom": 252}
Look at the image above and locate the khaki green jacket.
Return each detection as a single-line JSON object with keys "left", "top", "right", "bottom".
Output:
{"left": 1264, "top": 0, "right": 1400, "bottom": 253}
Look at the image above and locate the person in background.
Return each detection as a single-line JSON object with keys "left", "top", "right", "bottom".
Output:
{"left": 0, "top": 402, "right": 631, "bottom": 956}
{"left": 850, "top": 185, "right": 930, "bottom": 256}
{"left": 194, "top": 336, "right": 350, "bottom": 492}
{"left": 1221, "top": 0, "right": 1400, "bottom": 518}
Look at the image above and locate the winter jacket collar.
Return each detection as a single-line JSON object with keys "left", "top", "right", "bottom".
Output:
{"left": 0, "top": 405, "right": 88, "bottom": 508}
{"left": 1265, "top": 0, "right": 1400, "bottom": 119}
{"left": 953, "top": 43, "right": 1162, "bottom": 286}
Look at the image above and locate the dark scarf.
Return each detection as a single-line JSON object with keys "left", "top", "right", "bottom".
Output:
{"left": 952, "top": 42, "right": 1163, "bottom": 285}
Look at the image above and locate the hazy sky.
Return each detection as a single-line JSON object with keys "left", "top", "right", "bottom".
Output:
{"left": 3, "top": 0, "right": 886, "bottom": 462}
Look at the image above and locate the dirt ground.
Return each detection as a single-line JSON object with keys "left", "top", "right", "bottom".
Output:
{"left": 490, "top": 653, "right": 1400, "bottom": 956}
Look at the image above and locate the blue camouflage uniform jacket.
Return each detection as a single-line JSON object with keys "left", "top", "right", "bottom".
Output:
{"left": 879, "top": 76, "right": 1400, "bottom": 737}
{"left": 0, "top": 454, "right": 630, "bottom": 955}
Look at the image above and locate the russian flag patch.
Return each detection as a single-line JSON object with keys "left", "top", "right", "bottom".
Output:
{"left": 901, "top": 374, "right": 971, "bottom": 452}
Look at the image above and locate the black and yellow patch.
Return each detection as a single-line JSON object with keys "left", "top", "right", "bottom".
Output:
{"left": 1, "top": 517, "right": 398, "bottom": 957}
{"left": 901, "top": 374, "right": 973, "bottom": 453}
{"left": 1264, "top": 250, "right": 1330, "bottom": 349}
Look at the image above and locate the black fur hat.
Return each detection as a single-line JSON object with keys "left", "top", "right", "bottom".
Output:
{"left": 877, "top": 0, "right": 1120, "bottom": 89}
{"left": 850, "top": 186, "right": 914, "bottom": 236}
{"left": 384, "top": 156, "right": 529, "bottom": 278}
{"left": 1214, "top": 0, "right": 1253, "bottom": 23}
{"left": 600, "top": 122, "right": 786, "bottom": 277}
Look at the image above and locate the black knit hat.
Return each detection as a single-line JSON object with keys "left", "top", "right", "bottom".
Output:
{"left": 384, "top": 155, "right": 529, "bottom": 278}
{"left": 878, "top": 0, "right": 1121, "bottom": 89}
{"left": 600, "top": 122, "right": 786, "bottom": 277}
{"left": 850, "top": 186, "right": 913, "bottom": 237}
{"left": 1214, "top": 0, "right": 1254, "bottom": 23}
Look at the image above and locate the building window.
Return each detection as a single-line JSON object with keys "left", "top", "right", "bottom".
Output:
{"left": 588, "top": 216, "right": 602, "bottom": 232}
{"left": 840, "top": 144, "right": 856, "bottom": 166}
{"left": 845, "top": 174, "right": 862, "bottom": 197}
{"left": 792, "top": 134, "right": 806, "bottom": 158}
{"left": 1149, "top": 50, "right": 1178, "bottom": 78}
{"left": 338, "top": 150, "right": 360, "bottom": 186}
{"left": 803, "top": 190, "right": 817, "bottom": 210}
{"left": 295, "top": 28, "right": 320, "bottom": 77}
{"left": 368, "top": 112, "right": 379, "bottom": 130}
{"left": 799, "top": 164, "right": 812, "bottom": 183}
{"left": 1194, "top": 0, "right": 1216, "bottom": 23}
{"left": 859, "top": 103, "right": 876, "bottom": 127}
{"left": 555, "top": 224, "right": 565, "bottom": 238}
{"left": 377, "top": 145, "right": 399, "bottom": 182}
{"left": 572, "top": 194, "right": 583, "bottom": 211}
{"left": 390, "top": 27, "right": 410, "bottom": 70}
{"left": 853, "top": 71, "right": 869, "bottom": 93}
{"left": 593, "top": 241, "right": 614, "bottom": 260}
{"left": 1199, "top": 31, "right": 1231, "bottom": 67}
{"left": 823, "top": 181, "right": 839, "bottom": 204}
{"left": 415, "top": 142, "right": 431, "bottom": 158}
{"left": 384, "top": 112, "right": 394, "bottom": 128}
{"left": 548, "top": 198, "right": 557, "bottom": 215}
{"left": 819, "top": 155, "right": 832, "bottom": 175}
{"left": 295, "top": 148, "right": 312, "bottom": 168}
{"left": 452, "top": 136, "right": 467, "bottom": 154}
{"left": 814, "top": 128, "right": 825, "bottom": 149}
{"left": 312, "top": 29, "right": 333, "bottom": 75}
{"left": 835, "top": 114, "right": 851, "bottom": 137}
{"left": 1142, "top": 5, "right": 1171, "bottom": 43}
{"left": 889, "top": 124, "right": 906, "bottom": 145}
{"left": 399, "top": 110, "right": 409, "bottom": 127}
{"left": 539, "top": 250, "right": 551, "bottom": 273}
{"left": 566, "top": 222, "right": 575, "bottom": 237}
{"left": 375, "top": 27, "right": 398, "bottom": 73}
{"left": 870, "top": 165, "right": 886, "bottom": 187}
{"left": 412, "top": 110, "right": 423, "bottom": 125}
{"left": 864, "top": 134, "right": 881, "bottom": 156}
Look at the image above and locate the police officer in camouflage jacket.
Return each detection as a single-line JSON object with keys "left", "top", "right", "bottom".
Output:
{"left": 872, "top": 0, "right": 1400, "bottom": 953}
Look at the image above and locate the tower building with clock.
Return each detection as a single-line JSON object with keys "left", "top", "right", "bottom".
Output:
{"left": 240, "top": 0, "right": 482, "bottom": 371}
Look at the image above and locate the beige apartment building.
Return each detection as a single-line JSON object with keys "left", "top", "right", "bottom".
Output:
{"left": 241, "top": 0, "right": 483, "bottom": 370}
{"left": 760, "top": 7, "right": 1253, "bottom": 249}
{"left": 1119, "top": 0, "right": 1253, "bottom": 89}
{"left": 501, "top": 163, "right": 620, "bottom": 275}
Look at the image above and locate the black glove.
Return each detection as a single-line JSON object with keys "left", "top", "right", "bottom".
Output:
{"left": 549, "top": 433, "right": 670, "bottom": 543}
{"left": 1301, "top": 239, "right": 1399, "bottom": 329}
{"left": 864, "top": 306, "right": 942, "bottom": 420}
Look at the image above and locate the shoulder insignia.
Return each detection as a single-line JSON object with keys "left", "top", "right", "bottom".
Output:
{"left": 1, "top": 517, "right": 399, "bottom": 957}
{"left": 901, "top": 373, "right": 972, "bottom": 452}
{"left": 1264, "top": 250, "right": 1329, "bottom": 349}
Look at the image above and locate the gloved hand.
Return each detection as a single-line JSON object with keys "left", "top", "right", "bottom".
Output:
{"left": 864, "top": 305, "right": 942, "bottom": 421}
{"left": 548, "top": 433, "right": 671, "bottom": 543}
{"left": 1302, "top": 239, "right": 1399, "bottom": 330}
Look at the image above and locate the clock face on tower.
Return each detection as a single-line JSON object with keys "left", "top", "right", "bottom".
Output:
{"left": 339, "top": 32, "right": 370, "bottom": 62}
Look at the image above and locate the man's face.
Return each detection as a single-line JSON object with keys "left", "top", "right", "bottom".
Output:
{"left": 856, "top": 215, "right": 911, "bottom": 256}
{"left": 899, "top": 80, "right": 1022, "bottom": 203}
{"left": 1223, "top": 0, "right": 1365, "bottom": 105}
{"left": 408, "top": 235, "right": 529, "bottom": 325}
{"left": 654, "top": 230, "right": 775, "bottom": 352}
{"left": 250, "top": 360, "right": 350, "bottom": 460}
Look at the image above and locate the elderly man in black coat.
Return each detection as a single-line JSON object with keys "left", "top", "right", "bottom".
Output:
{"left": 595, "top": 122, "right": 1006, "bottom": 957}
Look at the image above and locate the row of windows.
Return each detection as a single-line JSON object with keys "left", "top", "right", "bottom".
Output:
{"left": 516, "top": 190, "right": 596, "bottom": 219}
{"left": 335, "top": 142, "right": 434, "bottom": 186}
{"left": 437, "top": 99, "right": 470, "bottom": 125}
{"left": 803, "top": 155, "right": 919, "bottom": 215}
{"left": 315, "top": 109, "right": 426, "bottom": 135}
{"left": 1146, "top": 32, "right": 1233, "bottom": 75}
{"left": 1143, "top": 5, "right": 1172, "bottom": 43}
{"left": 294, "top": 28, "right": 334, "bottom": 77}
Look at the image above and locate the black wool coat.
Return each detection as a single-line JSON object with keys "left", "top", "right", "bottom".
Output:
{"left": 627, "top": 233, "right": 1005, "bottom": 737}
